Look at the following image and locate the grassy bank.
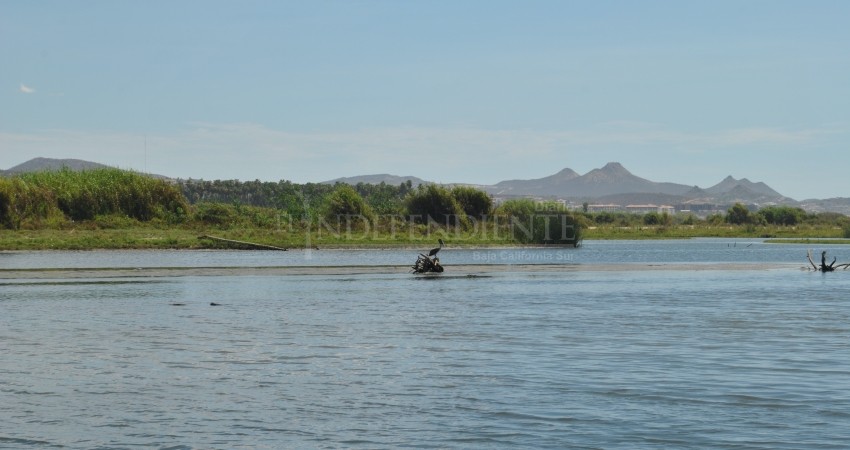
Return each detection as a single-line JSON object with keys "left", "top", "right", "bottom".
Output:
{"left": 583, "top": 224, "right": 848, "bottom": 240}
{"left": 1, "top": 222, "right": 847, "bottom": 250}
{"left": 0, "top": 207, "right": 527, "bottom": 250}
{"left": 0, "top": 227, "right": 517, "bottom": 251}
{"left": 764, "top": 238, "right": 850, "bottom": 245}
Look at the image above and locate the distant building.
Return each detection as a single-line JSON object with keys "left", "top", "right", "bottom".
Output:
{"left": 587, "top": 204, "right": 622, "bottom": 213}
{"left": 625, "top": 204, "right": 675, "bottom": 215}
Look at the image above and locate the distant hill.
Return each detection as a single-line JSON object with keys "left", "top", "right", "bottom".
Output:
{"left": 476, "top": 162, "right": 798, "bottom": 206}
{"left": 2, "top": 157, "right": 170, "bottom": 180}
{"left": 490, "top": 167, "right": 580, "bottom": 196}
{"left": 322, "top": 174, "right": 428, "bottom": 186}
{"left": 705, "top": 175, "right": 785, "bottom": 198}
{"left": 320, "top": 162, "right": 794, "bottom": 206}
{"left": 3, "top": 157, "right": 111, "bottom": 175}
{"left": 487, "top": 162, "right": 694, "bottom": 198}
{"left": 797, "top": 197, "right": 850, "bottom": 215}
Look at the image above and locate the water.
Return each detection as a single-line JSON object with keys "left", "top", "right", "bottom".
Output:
{"left": 2, "top": 240, "right": 849, "bottom": 449}
{"left": 0, "top": 238, "right": 845, "bottom": 269}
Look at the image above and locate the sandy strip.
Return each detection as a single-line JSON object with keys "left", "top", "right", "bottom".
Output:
{"left": 0, "top": 263, "right": 805, "bottom": 280}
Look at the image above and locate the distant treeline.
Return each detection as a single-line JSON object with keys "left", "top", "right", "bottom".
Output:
{"left": 11, "top": 169, "right": 847, "bottom": 244}
{"left": 0, "top": 170, "right": 584, "bottom": 245}
{"left": 178, "top": 178, "right": 416, "bottom": 215}
{"left": 583, "top": 204, "right": 850, "bottom": 229}
{"left": 180, "top": 178, "right": 581, "bottom": 244}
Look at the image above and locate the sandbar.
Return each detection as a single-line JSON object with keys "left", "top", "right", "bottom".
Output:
{"left": 0, "top": 263, "right": 804, "bottom": 280}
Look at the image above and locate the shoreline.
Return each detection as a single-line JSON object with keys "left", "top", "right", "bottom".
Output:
{"left": 0, "top": 263, "right": 805, "bottom": 280}
{"left": 2, "top": 226, "right": 848, "bottom": 252}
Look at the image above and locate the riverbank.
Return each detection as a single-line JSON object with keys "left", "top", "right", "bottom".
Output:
{"left": 1, "top": 224, "right": 848, "bottom": 250}
{"left": 0, "top": 228, "right": 519, "bottom": 251}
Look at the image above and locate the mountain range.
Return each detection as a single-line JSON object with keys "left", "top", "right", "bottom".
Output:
{"left": 4, "top": 157, "right": 850, "bottom": 214}
{"left": 328, "top": 162, "right": 794, "bottom": 205}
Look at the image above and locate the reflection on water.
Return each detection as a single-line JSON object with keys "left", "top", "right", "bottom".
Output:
{"left": 2, "top": 242, "right": 850, "bottom": 448}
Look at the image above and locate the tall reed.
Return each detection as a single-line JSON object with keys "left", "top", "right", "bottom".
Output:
{"left": 0, "top": 168, "right": 188, "bottom": 229}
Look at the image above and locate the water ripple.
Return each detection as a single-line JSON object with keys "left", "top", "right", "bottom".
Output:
{"left": 2, "top": 248, "right": 850, "bottom": 448}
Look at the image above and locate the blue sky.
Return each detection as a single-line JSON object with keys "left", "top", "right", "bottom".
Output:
{"left": 2, "top": 0, "right": 848, "bottom": 200}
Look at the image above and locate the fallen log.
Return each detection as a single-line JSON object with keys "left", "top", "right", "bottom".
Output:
{"left": 198, "top": 235, "right": 287, "bottom": 251}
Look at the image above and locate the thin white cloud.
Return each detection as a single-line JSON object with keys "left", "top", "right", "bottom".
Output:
{"left": 19, "top": 83, "right": 36, "bottom": 94}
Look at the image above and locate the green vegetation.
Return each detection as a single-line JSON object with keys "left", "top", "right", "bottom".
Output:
{"left": 580, "top": 202, "right": 850, "bottom": 240}
{"left": 1, "top": 168, "right": 187, "bottom": 229}
{"left": 495, "top": 199, "right": 582, "bottom": 244}
{"left": 765, "top": 239, "right": 850, "bottom": 245}
{"left": 451, "top": 186, "right": 493, "bottom": 217}
{"left": 725, "top": 202, "right": 752, "bottom": 225}
{"left": 0, "top": 169, "right": 577, "bottom": 250}
{"left": 404, "top": 184, "right": 469, "bottom": 227}
{"left": 178, "top": 178, "right": 413, "bottom": 215}
{"left": 322, "top": 184, "right": 375, "bottom": 221}
{"left": 3, "top": 171, "right": 849, "bottom": 250}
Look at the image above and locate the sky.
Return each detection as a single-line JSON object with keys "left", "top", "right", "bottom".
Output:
{"left": 2, "top": 0, "right": 849, "bottom": 200}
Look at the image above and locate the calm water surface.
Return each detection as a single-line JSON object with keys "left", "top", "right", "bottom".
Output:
{"left": 1, "top": 240, "right": 849, "bottom": 449}
{"left": 0, "top": 238, "right": 844, "bottom": 269}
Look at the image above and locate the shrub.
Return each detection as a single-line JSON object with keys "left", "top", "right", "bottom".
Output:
{"left": 496, "top": 199, "right": 582, "bottom": 245}
{"left": 726, "top": 203, "right": 753, "bottom": 225}
{"left": 756, "top": 205, "right": 806, "bottom": 226}
{"left": 0, "top": 177, "right": 61, "bottom": 229}
{"left": 643, "top": 212, "right": 661, "bottom": 225}
{"left": 450, "top": 186, "right": 492, "bottom": 218}
{"left": 193, "top": 203, "right": 237, "bottom": 227}
{"left": 14, "top": 168, "right": 188, "bottom": 222}
{"left": 404, "top": 185, "right": 467, "bottom": 227}
{"left": 323, "top": 185, "right": 374, "bottom": 221}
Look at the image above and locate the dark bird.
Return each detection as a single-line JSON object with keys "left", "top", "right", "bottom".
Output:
{"left": 428, "top": 239, "right": 445, "bottom": 257}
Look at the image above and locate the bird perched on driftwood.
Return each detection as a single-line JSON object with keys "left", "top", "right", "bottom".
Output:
{"left": 428, "top": 239, "right": 444, "bottom": 257}
{"left": 412, "top": 239, "right": 446, "bottom": 274}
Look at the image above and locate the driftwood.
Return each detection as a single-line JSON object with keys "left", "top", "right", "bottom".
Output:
{"left": 806, "top": 250, "right": 850, "bottom": 272}
{"left": 198, "top": 235, "right": 287, "bottom": 251}
{"left": 412, "top": 240, "right": 446, "bottom": 274}
{"left": 412, "top": 254, "right": 444, "bottom": 274}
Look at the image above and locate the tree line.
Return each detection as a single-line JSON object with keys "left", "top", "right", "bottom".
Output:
{"left": 179, "top": 178, "right": 580, "bottom": 243}
{"left": 0, "top": 170, "right": 582, "bottom": 245}
{"left": 582, "top": 203, "right": 849, "bottom": 228}
{"left": 178, "top": 178, "right": 415, "bottom": 215}
{"left": 8, "top": 169, "right": 846, "bottom": 243}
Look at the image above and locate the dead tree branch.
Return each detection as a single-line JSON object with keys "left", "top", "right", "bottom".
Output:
{"left": 411, "top": 253, "right": 444, "bottom": 274}
{"left": 807, "top": 249, "right": 850, "bottom": 271}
